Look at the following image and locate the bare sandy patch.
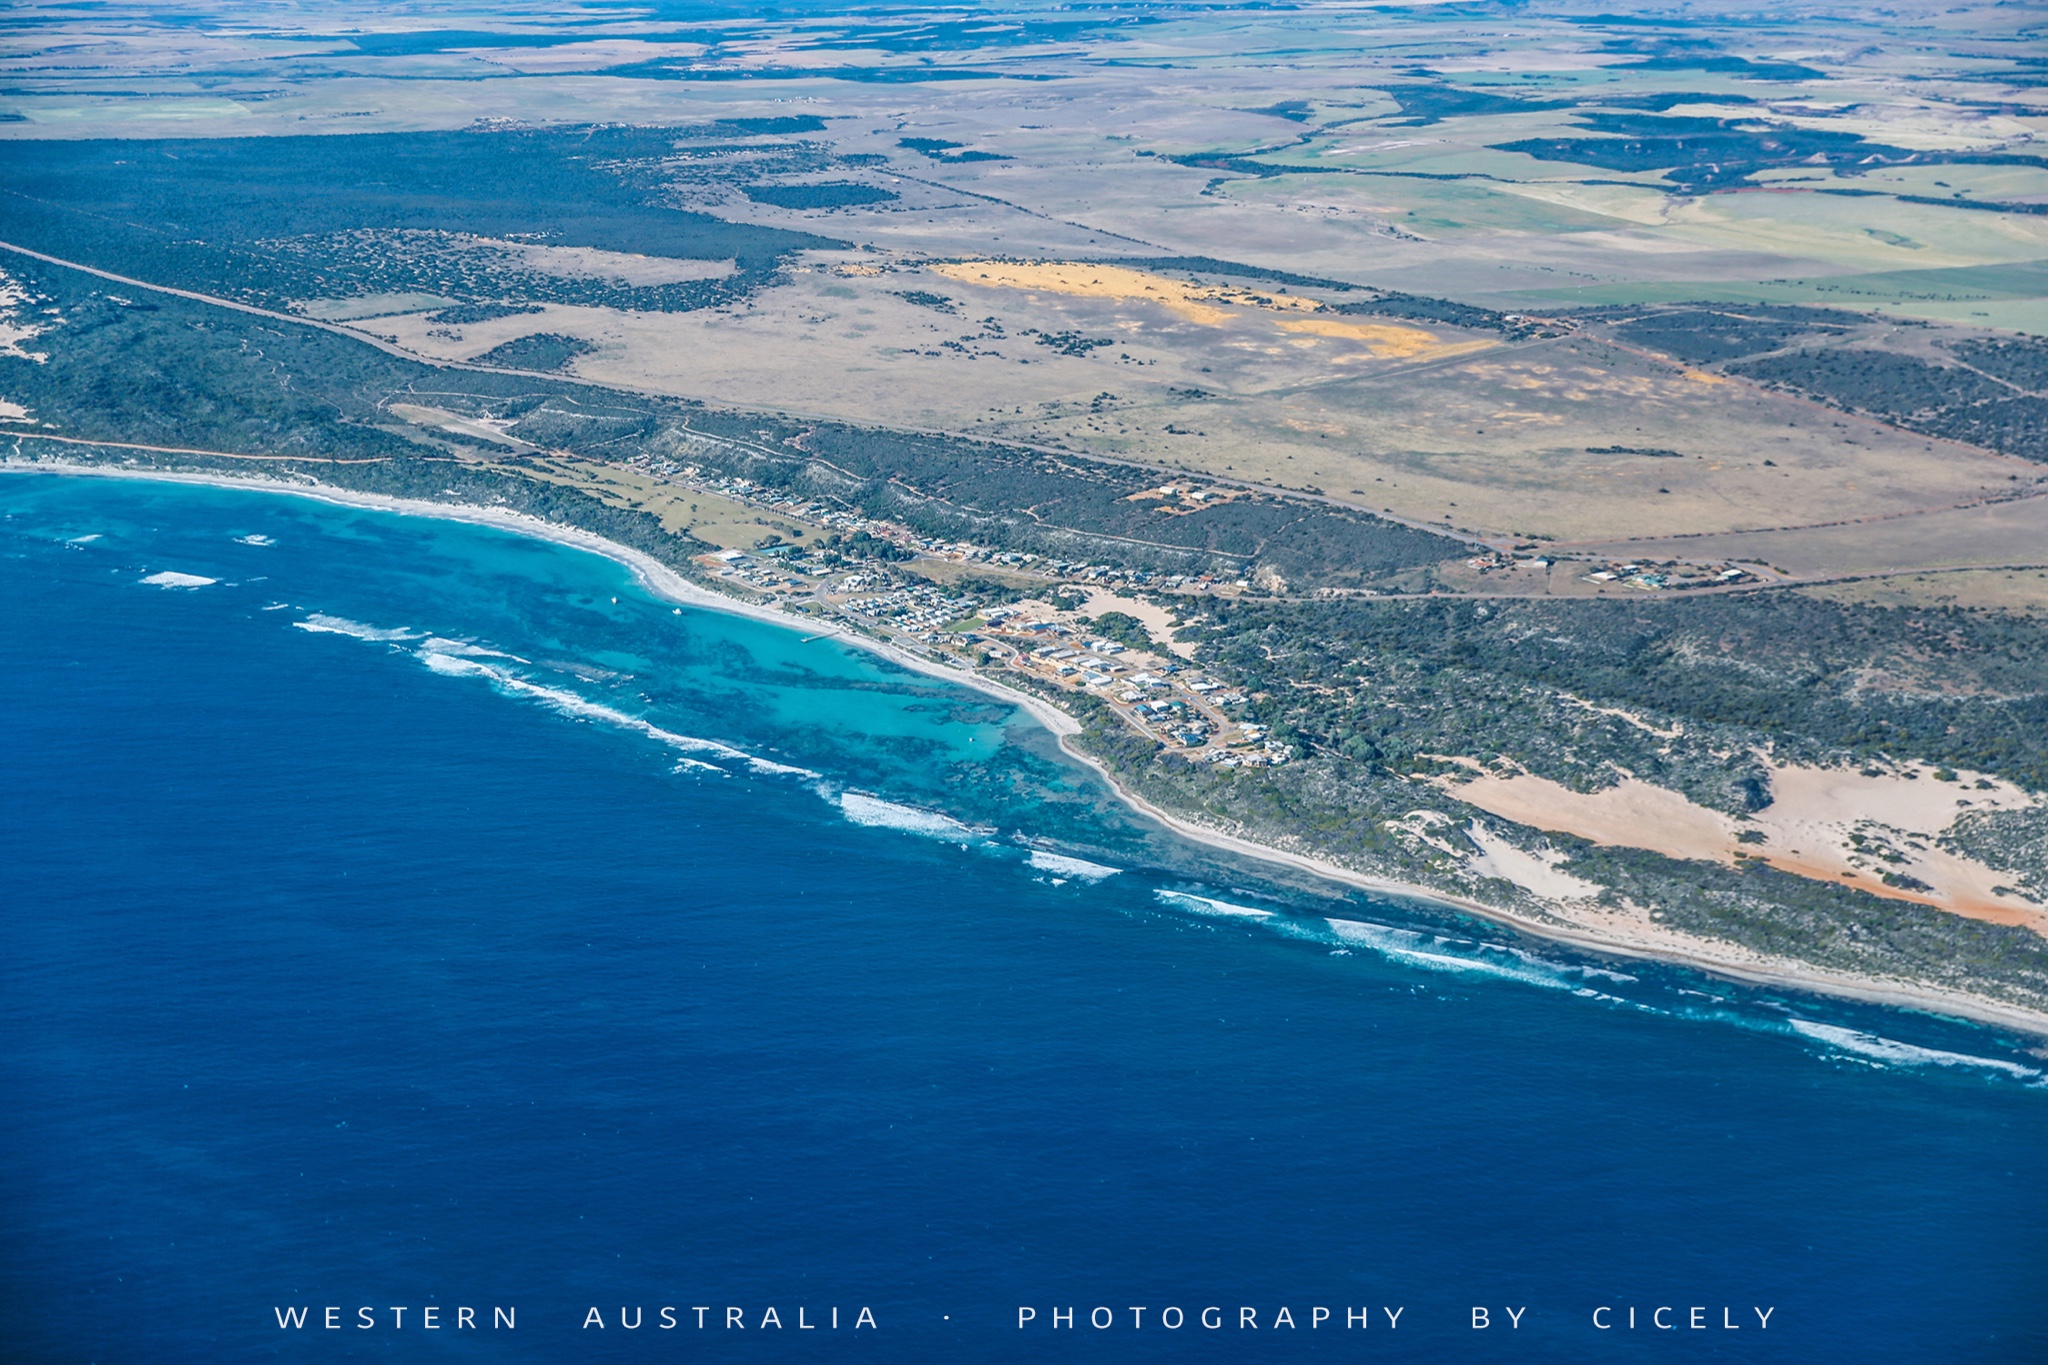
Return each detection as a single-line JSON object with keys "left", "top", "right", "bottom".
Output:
{"left": 386, "top": 404, "right": 536, "bottom": 451}
{"left": 1465, "top": 821, "right": 1602, "bottom": 901}
{"left": 487, "top": 240, "right": 734, "bottom": 286}
{"left": 0, "top": 270, "right": 52, "bottom": 362}
{"left": 1452, "top": 771, "right": 1738, "bottom": 863}
{"left": 301, "top": 293, "right": 457, "bottom": 321}
{"left": 1074, "top": 588, "right": 1195, "bottom": 658}
{"left": 1446, "top": 763, "right": 2047, "bottom": 932}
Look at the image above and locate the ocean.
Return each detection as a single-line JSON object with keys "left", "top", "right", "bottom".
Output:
{"left": 3, "top": 471, "right": 2043, "bottom": 1362}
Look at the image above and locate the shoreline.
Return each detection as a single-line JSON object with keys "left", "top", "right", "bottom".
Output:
{"left": 12, "top": 457, "right": 2048, "bottom": 1039}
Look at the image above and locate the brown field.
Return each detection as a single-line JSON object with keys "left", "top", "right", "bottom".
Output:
{"left": 356, "top": 261, "right": 2035, "bottom": 549}
{"left": 39, "top": 0, "right": 2037, "bottom": 572}
{"left": 513, "top": 458, "right": 824, "bottom": 553}
{"left": 1800, "top": 566, "right": 2048, "bottom": 615}
{"left": 1579, "top": 491, "right": 2048, "bottom": 581}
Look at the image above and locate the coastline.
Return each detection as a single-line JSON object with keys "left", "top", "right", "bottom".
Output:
{"left": 12, "top": 457, "right": 2048, "bottom": 1038}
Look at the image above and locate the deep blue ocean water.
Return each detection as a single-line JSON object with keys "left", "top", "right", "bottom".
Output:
{"left": 3, "top": 472, "right": 2044, "bottom": 1363}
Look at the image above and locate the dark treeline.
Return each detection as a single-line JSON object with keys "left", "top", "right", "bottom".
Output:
{"left": 1185, "top": 593, "right": 2048, "bottom": 793}
{"left": 641, "top": 408, "right": 1460, "bottom": 584}
{"left": 2, "top": 254, "right": 1460, "bottom": 588}
{"left": 1578, "top": 303, "right": 2048, "bottom": 462}
{"left": 0, "top": 124, "right": 844, "bottom": 315}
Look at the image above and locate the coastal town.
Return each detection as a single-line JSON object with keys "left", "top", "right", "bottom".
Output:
{"left": 612, "top": 451, "right": 1299, "bottom": 768}
{"left": 568, "top": 443, "right": 1777, "bottom": 770}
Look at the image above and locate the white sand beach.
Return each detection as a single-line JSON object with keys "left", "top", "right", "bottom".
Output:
{"left": 12, "top": 458, "right": 2047, "bottom": 1037}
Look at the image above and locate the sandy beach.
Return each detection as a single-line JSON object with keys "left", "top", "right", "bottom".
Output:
{"left": 12, "top": 457, "right": 2048, "bottom": 1038}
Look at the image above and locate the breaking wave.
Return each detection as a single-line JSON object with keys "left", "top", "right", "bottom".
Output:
{"left": 1149, "top": 891, "right": 1645, "bottom": 999}
{"left": 1787, "top": 1020, "right": 2041, "bottom": 1079}
{"left": 142, "top": 570, "right": 216, "bottom": 589}
{"left": 291, "top": 612, "right": 816, "bottom": 780}
{"left": 419, "top": 636, "right": 526, "bottom": 662}
{"left": 1028, "top": 851, "right": 1121, "bottom": 881}
{"left": 1320, "top": 918, "right": 1605, "bottom": 991}
{"left": 1156, "top": 890, "right": 1273, "bottom": 919}
{"left": 836, "top": 792, "right": 988, "bottom": 840}
{"left": 294, "top": 614, "right": 421, "bottom": 642}
{"left": 416, "top": 647, "right": 812, "bottom": 777}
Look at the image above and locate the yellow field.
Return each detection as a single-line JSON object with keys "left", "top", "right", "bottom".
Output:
{"left": 1274, "top": 316, "right": 1492, "bottom": 359}
{"left": 928, "top": 259, "right": 1488, "bottom": 362}
{"left": 928, "top": 260, "right": 1316, "bottom": 325}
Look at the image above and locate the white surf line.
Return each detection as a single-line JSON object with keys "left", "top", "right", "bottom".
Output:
{"left": 12, "top": 459, "right": 2048, "bottom": 1040}
{"left": 2, "top": 429, "right": 396, "bottom": 465}
{"left": 0, "top": 236, "right": 1486, "bottom": 552}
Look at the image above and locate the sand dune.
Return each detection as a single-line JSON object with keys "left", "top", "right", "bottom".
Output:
{"left": 1447, "top": 763, "right": 2046, "bottom": 932}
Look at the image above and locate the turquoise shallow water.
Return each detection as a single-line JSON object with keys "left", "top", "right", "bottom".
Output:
{"left": 3, "top": 472, "right": 2045, "bottom": 1362}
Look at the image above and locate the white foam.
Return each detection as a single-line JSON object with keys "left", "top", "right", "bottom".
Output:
{"left": 66, "top": 533, "right": 101, "bottom": 544}
{"left": 289, "top": 611, "right": 827, "bottom": 783}
{"left": 294, "top": 614, "right": 421, "bottom": 642}
{"left": 742, "top": 753, "right": 820, "bottom": 779}
{"left": 1316, "top": 916, "right": 1645, "bottom": 995}
{"left": 1156, "top": 889, "right": 1273, "bottom": 919}
{"left": 414, "top": 646, "right": 817, "bottom": 779}
{"left": 234, "top": 533, "right": 276, "bottom": 546}
{"left": 1788, "top": 1020, "right": 2040, "bottom": 1079}
{"left": 1029, "top": 851, "right": 1121, "bottom": 881}
{"left": 837, "top": 792, "right": 986, "bottom": 839}
{"left": 419, "top": 636, "right": 527, "bottom": 662}
{"left": 1325, "top": 917, "right": 1546, "bottom": 982}
{"left": 141, "top": 570, "right": 217, "bottom": 589}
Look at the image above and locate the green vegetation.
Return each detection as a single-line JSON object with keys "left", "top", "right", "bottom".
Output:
{"left": 0, "top": 126, "right": 844, "bottom": 314}
{"left": 1067, "top": 591, "right": 2048, "bottom": 1011}
{"left": 1331, "top": 290, "right": 1542, "bottom": 336}
{"left": 1031, "top": 329, "right": 1115, "bottom": 356}
{"left": 656, "top": 413, "right": 1459, "bottom": 586}
{"left": 1944, "top": 807, "right": 2048, "bottom": 901}
{"left": 1383, "top": 83, "right": 1573, "bottom": 125}
{"left": 716, "top": 116, "right": 830, "bottom": 136}
{"left": 1089, "top": 611, "right": 1157, "bottom": 651}
{"left": 426, "top": 302, "right": 546, "bottom": 326}
{"left": 898, "top": 137, "right": 1011, "bottom": 163}
{"left": 1731, "top": 347, "right": 2048, "bottom": 461}
{"left": 11, "top": 243, "right": 2048, "bottom": 1012}
{"left": 891, "top": 290, "right": 959, "bottom": 313}
{"left": 0, "top": 252, "right": 1458, "bottom": 595}
{"left": 743, "top": 183, "right": 899, "bottom": 209}
{"left": 474, "top": 333, "right": 597, "bottom": 372}
{"left": 1081, "top": 711, "right": 2048, "bottom": 1009}
{"left": 1949, "top": 337, "right": 2048, "bottom": 390}
{"left": 1179, "top": 593, "right": 2048, "bottom": 797}
{"left": 1498, "top": 112, "right": 2044, "bottom": 190}
{"left": 1113, "top": 256, "right": 1358, "bottom": 293}
{"left": 1593, "top": 303, "right": 1864, "bottom": 363}
{"left": 1581, "top": 304, "right": 2048, "bottom": 461}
